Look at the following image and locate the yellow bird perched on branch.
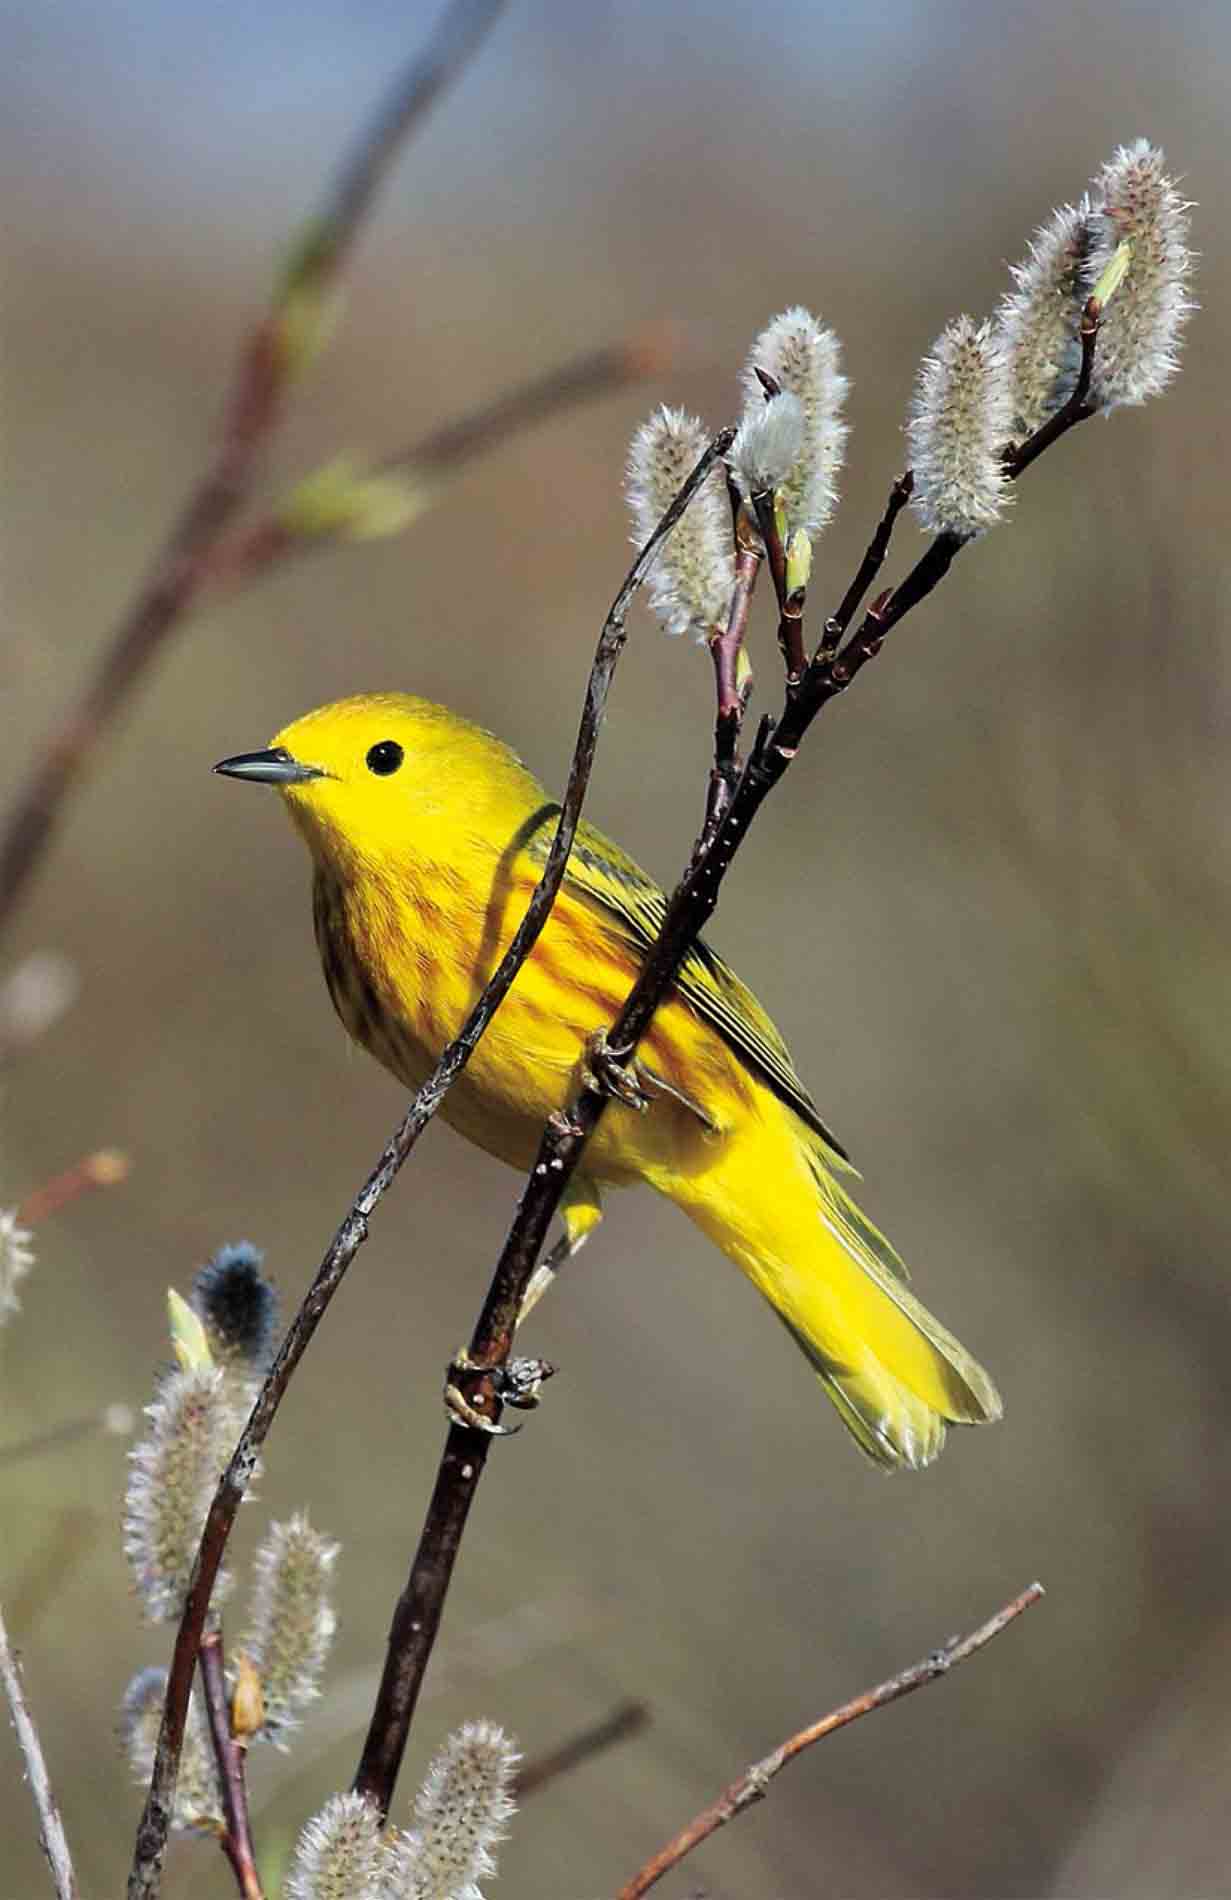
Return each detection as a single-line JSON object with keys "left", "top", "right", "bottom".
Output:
{"left": 215, "top": 693, "right": 1000, "bottom": 1469}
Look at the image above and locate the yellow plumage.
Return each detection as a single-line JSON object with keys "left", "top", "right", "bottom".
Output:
{"left": 216, "top": 692, "right": 1001, "bottom": 1469}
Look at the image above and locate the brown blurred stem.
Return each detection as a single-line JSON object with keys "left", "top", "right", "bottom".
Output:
{"left": 125, "top": 428, "right": 732, "bottom": 1900}
{"left": 514, "top": 1700, "right": 650, "bottom": 1802}
{"left": 0, "top": 1600, "right": 79, "bottom": 1900}
{"left": 202, "top": 329, "right": 680, "bottom": 592}
{"left": 16, "top": 1147, "right": 129, "bottom": 1225}
{"left": 0, "top": 0, "right": 505, "bottom": 939}
{"left": 198, "top": 1632, "right": 263, "bottom": 1900}
{"left": 616, "top": 1584, "right": 1045, "bottom": 1898}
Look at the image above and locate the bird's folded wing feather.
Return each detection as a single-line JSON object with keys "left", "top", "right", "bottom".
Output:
{"left": 525, "top": 806, "right": 853, "bottom": 1167}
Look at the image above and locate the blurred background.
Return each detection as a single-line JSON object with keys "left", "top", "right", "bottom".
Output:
{"left": 3, "top": 0, "right": 1229, "bottom": 1893}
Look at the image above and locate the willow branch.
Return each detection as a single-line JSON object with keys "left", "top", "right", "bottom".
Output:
{"left": 125, "top": 427, "right": 733, "bottom": 1900}
{"left": 617, "top": 1583, "right": 1045, "bottom": 1899}
{"left": 0, "top": 1600, "right": 80, "bottom": 1900}
{"left": 0, "top": 0, "right": 505, "bottom": 937}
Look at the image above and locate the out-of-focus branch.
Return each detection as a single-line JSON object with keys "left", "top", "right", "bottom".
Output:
{"left": 16, "top": 1148, "right": 129, "bottom": 1226}
{"left": 514, "top": 1700, "right": 650, "bottom": 1802}
{"left": 616, "top": 1584, "right": 1045, "bottom": 1899}
{"left": 0, "top": 0, "right": 506, "bottom": 938}
{"left": 0, "top": 1600, "right": 80, "bottom": 1900}
{"left": 201, "top": 328, "right": 681, "bottom": 593}
{"left": 125, "top": 427, "right": 733, "bottom": 1900}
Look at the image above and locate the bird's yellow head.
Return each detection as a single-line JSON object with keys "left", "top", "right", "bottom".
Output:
{"left": 214, "top": 692, "right": 535, "bottom": 876}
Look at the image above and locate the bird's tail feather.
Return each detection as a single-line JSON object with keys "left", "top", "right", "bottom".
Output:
{"left": 669, "top": 1108, "right": 1002, "bottom": 1471}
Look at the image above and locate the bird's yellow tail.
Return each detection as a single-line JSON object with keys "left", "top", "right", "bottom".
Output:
{"left": 663, "top": 1101, "right": 1002, "bottom": 1470}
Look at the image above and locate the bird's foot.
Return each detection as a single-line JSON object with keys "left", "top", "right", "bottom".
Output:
{"left": 443, "top": 1348, "right": 558, "bottom": 1435}
{"left": 583, "top": 1029, "right": 650, "bottom": 1112}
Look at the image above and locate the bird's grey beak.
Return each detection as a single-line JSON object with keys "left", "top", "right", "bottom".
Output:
{"left": 213, "top": 746, "right": 326, "bottom": 786}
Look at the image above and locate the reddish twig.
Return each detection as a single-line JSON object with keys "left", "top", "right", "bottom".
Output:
{"left": 198, "top": 1633, "right": 263, "bottom": 1900}
{"left": 617, "top": 1583, "right": 1045, "bottom": 1899}
{"left": 0, "top": 0, "right": 506, "bottom": 939}
{"left": 16, "top": 1148, "right": 129, "bottom": 1226}
{"left": 0, "top": 1600, "right": 80, "bottom": 1900}
{"left": 514, "top": 1700, "right": 650, "bottom": 1802}
{"left": 125, "top": 429, "right": 732, "bottom": 1900}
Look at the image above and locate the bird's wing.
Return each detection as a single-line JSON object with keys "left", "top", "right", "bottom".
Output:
{"left": 525, "top": 806, "right": 853, "bottom": 1166}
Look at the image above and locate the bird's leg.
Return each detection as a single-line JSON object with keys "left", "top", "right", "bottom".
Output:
{"left": 581, "top": 1028, "right": 652, "bottom": 1112}
{"left": 443, "top": 1348, "right": 557, "bottom": 1436}
{"left": 518, "top": 1175, "right": 604, "bottom": 1326}
{"left": 583, "top": 1029, "right": 719, "bottom": 1133}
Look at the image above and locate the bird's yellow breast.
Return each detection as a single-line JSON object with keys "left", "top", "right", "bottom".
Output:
{"left": 311, "top": 842, "right": 747, "bottom": 1187}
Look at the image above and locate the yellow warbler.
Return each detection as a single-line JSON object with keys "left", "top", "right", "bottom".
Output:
{"left": 215, "top": 694, "right": 1000, "bottom": 1468}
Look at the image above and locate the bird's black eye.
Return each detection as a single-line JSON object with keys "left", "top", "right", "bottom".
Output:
{"left": 365, "top": 740, "right": 404, "bottom": 777}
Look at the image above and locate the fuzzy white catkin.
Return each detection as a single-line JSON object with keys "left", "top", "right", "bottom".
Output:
{"left": 285, "top": 1791, "right": 386, "bottom": 1900}
{"left": 1085, "top": 139, "right": 1194, "bottom": 411}
{"left": 122, "top": 1364, "right": 243, "bottom": 1622}
{"left": 241, "top": 1512, "right": 339, "bottom": 1741}
{"left": 626, "top": 406, "right": 733, "bottom": 639}
{"left": 729, "top": 390, "right": 805, "bottom": 500}
{"left": 996, "top": 197, "right": 1094, "bottom": 437}
{"left": 388, "top": 1720, "right": 519, "bottom": 1900}
{"left": 120, "top": 1667, "right": 223, "bottom": 1832}
{"left": 0, "top": 1208, "right": 34, "bottom": 1323}
{"left": 740, "top": 307, "right": 848, "bottom": 535}
{"left": 907, "top": 316, "right": 1013, "bottom": 538}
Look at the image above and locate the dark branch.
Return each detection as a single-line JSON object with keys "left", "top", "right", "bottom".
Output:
{"left": 823, "top": 469, "right": 913, "bottom": 654}
{"left": 617, "top": 1584, "right": 1045, "bottom": 1899}
{"left": 125, "top": 428, "right": 733, "bottom": 1900}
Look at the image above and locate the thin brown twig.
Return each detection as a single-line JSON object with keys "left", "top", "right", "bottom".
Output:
{"left": 125, "top": 428, "right": 733, "bottom": 1900}
{"left": 0, "top": 0, "right": 506, "bottom": 939}
{"left": 514, "top": 1700, "right": 650, "bottom": 1802}
{"left": 822, "top": 469, "right": 914, "bottom": 656}
{"left": 198, "top": 1633, "right": 263, "bottom": 1900}
{"left": 616, "top": 1584, "right": 1045, "bottom": 1899}
{"left": 202, "top": 328, "right": 680, "bottom": 593}
{"left": 0, "top": 1599, "right": 80, "bottom": 1900}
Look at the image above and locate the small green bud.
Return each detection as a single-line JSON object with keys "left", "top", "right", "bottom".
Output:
{"left": 279, "top": 458, "right": 432, "bottom": 543}
{"left": 168, "top": 1288, "right": 213, "bottom": 1373}
{"left": 1089, "top": 238, "right": 1133, "bottom": 312}
{"left": 785, "top": 529, "right": 812, "bottom": 596}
